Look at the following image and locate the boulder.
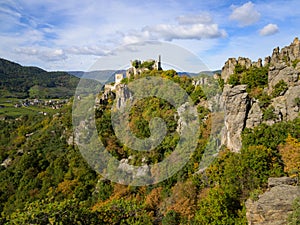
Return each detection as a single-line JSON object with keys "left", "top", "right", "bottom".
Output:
{"left": 246, "top": 177, "right": 300, "bottom": 225}
{"left": 268, "top": 177, "right": 298, "bottom": 188}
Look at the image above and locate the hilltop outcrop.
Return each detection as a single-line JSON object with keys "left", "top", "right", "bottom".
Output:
{"left": 221, "top": 57, "right": 262, "bottom": 83}
{"left": 221, "top": 38, "right": 300, "bottom": 152}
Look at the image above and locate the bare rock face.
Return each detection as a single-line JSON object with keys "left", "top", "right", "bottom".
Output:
{"left": 221, "top": 84, "right": 250, "bottom": 152}
{"left": 268, "top": 177, "right": 298, "bottom": 187}
{"left": 221, "top": 58, "right": 237, "bottom": 82}
{"left": 285, "top": 85, "right": 300, "bottom": 120}
{"left": 238, "top": 57, "right": 252, "bottom": 69}
{"left": 278, "top": 37, "right": 300, "bottom": 62}
{"left": 115, "top": 84, "right": 132, "bottom": 109}
{"left": 252, "top": 58, "right": 263, "bottom": 68}
{"left": 267, "top": 84, "right": 300, "bottom": 123}
{"left": 246, "top": 101, "right": 263, "bottom": 128}
{"left": 246, "top": 177, "right": 300, "bottom": 225}
{"left": 268, "top": 38, "right": 300, "bottom": 93}
{"left": 268, "top": 65, "right": 299, "bottom": 94}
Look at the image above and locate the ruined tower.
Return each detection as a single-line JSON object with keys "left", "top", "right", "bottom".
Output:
{"left": 157, "top": 55, "right": 162, "bottom": 70}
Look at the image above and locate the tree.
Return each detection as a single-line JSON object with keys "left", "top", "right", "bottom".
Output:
{"left": 279, "top": 134, "right": 300, "bottom": 177}
{"left": 92, "top": 199, "right": 152, "bottom": 224}
{"left": 194, "top": 187, "right": 240, "bottom": 225}
{"left": 8, "top": 198, "right": 99, "bottom": 224}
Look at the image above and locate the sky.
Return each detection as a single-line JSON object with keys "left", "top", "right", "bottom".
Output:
{"left": 1, "top": 0, "right": 300, "bottom": 72}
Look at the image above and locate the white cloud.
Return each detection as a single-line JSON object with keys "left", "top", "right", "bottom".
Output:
{"left": 229, "top": 1, "right": 260, "bottom": 26}
{"left": 121, "top": 13, "right": 226, "bottom": 44}
{"left": 65, "top": 46, "right": 110, "bottom": 56}
{"left": 15, "top": 47, "right": 38, "bottom": 55}
{"left": 15, "top": 47, "right": 67, "bottom": 61}
{"left": 144, "top": 23, "right": 226, "bottom": 41}
{"left": 177, "top": 13, "right": 213, "bottom": 25}
{"left": 42, "top": 49, "right": 67, "bottom": 61}
{"left": 259, "top": 23, "right": 279, "bottom": 36}
{"left": 121, "top": 30, "right": 151, "bottom": 45}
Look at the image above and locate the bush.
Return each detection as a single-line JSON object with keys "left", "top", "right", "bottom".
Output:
{"left": 120, "top": 77, "right": 128, "bottom": 84}
{"left": 258, "top": 93, "right": 271, "bottom": 108}
{"left": 271, "top": 80, "right": 288, "bottom": 97}
{"left": 190, "top": 86, "right": 206, "bottom": 104}
{"left": 294, "top": 97, "right": 300, "bottom": 107}
{"left": 234, "top": 64, "right": 246, "bottom": 74}
{"left": 218, "top": 77, "right": 225, "bottom": 90}
{"left": 288, "top": 198, "right": 300, "bottom": 225}
{"left": 131, "top": 60, "right": 141, "bottom": 68}
{"left": 263, "top": 106, "right": 277, "bottom": 121}
{"left": 228, "top": 73, "right": 240, "bottom": 86}
{"left": 292, "top": 59, "right": 300, "bottom": 68}
{"left": 241, "top": 66, "right": 269, "bottom": 90}
{"left": 140, "top": 61, "right": 155, "bottom": 70}
{"left": 226, "top": 64, "right": 269, "bottom": 94}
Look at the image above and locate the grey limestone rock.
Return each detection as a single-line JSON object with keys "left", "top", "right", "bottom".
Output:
{"left": 221, "top": 84, "right": 250, "bottom": 152}
{"left": 246, "top": 177, "right": 300, "bottom": 225}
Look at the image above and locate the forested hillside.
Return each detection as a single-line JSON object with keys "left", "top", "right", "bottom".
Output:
{"left": 0, "top": 39, "right": 300, "bottom": 224}
{"left": 0, "top": 58, "right": 79, "bottom": 98}
{"left": 0, "top": 69, "right": 299, "bottom": 224}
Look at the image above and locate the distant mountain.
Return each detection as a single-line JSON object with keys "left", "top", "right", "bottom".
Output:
{"left": 0, "top": 58, "right": 79, "bottom": 98}
{"left": 177, "top": 70, "right": 221, "bottom": 77}
{"left": 68, "top": 70, "right": 126, "bottom": 84}
{"left": 198, "top": 70, "right": 221, "bottom": 76}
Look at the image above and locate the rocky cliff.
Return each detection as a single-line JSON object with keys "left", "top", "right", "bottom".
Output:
{"left": 245, "top": 177, "right": 300, "bottom": 225}
{"left": 221, "top": 38, "right": 300, "bottom": 152}
{"left": 221, "top": 57, "right": 262, "bottom": 83}
{"left": 221, "top": 84, "right": 250, "bottom": 152}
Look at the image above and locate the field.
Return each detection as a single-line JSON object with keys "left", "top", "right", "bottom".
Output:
{"left": 0, "top": 97, "right": 64, "bottom": 118}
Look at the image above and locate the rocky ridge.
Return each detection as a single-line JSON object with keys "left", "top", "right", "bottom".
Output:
{"left": 221, "top": 38, "right": 300, "bottom": 152}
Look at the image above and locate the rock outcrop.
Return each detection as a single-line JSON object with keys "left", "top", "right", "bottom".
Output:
{"left": 246, "top": 177, "right": 300, "bottom": 225}
{"left": 115, "top": 84, "right": 133, "bottom": 109}
{"left": 221, "top": 84, "right": 250, "bottom": 152}
{"left": 221, "top": 38, "right": 300, "bottom": 152}
{"left": 246, "top": 101, "right": 263, "bottom": 128}
{"left": 268, "top": 64, "right": 299, "bottom": 94}
{"left": 221, "top": 57, "right": 262, "bottom": 82}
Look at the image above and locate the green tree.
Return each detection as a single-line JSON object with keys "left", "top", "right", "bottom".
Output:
{"left": 228, "top": 73, "right": 240, "bottom": 86}
{"left": 194, "top": 187, "right": 241, "bottom": 225}
{"left": 8, "top": 198, "right": 99, "bottom": 224}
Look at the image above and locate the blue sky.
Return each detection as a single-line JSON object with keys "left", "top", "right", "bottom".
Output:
{"left": 0, "top": 0, "right": 300, "bottom": 71}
